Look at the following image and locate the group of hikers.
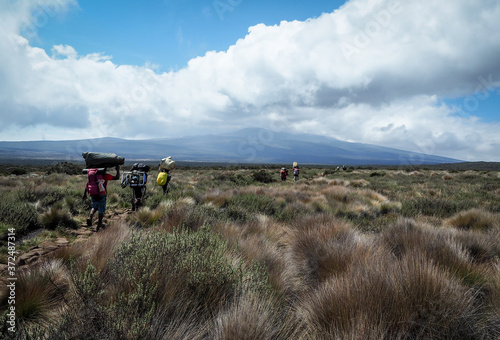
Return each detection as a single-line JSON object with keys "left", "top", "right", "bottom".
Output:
{"left": 280, "top": 162, "right": 300, "bottom": 182}
{"left": 82, "top": 155, "right": 300, "bottom": 231}
{"left": 82, "top": 156, "right": 174, "bottom": 231}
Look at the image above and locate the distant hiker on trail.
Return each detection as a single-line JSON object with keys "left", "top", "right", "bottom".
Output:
{"left": 280, "top": 167, "right": 289, "bottom": 181}
{"left": 157, "top": 156, "right": 175, "bottom": 194}
{"left": 121, "top": 163, "right": 150, "bottom": 211}
{"left": 292, "top": 165, "right": 300, "bottom": 182}
{"left": 83, "top": 165, "right": 120, "bottom": 231}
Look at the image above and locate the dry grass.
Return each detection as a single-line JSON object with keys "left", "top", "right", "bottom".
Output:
{"left": 298, "top": 251, "right": 480, "bottom": 339}
{"left": 2, "top": 166, "right": 500, "bottom": 338}
{"left": 211, "top": 291, "right": 308, "bottom": 340}
{"left": 0, "top": 260, "right": 70, "bottom": 335}
{"left": 444, "top": 208, "right": 500, "bottom": 231}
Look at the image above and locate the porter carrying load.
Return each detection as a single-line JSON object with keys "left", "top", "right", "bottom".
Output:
{"left": 157, "top": 156, "right": 175, "bottom": 194}
{"left": 82, "top": 152, "right": 125, "bottom": 169}
{"left": 159, "top": 156, "right": 176, "bottom": 170}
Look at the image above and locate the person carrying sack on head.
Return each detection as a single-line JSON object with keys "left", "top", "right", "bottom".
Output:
{"left": 83, "top": 165, "right": 120, "bottom": 231}
{"left": 293, "top": 165, "right": 300, "bottom": 182}
{"left": 157, "top": 156, "right": 175, "bottom": 194}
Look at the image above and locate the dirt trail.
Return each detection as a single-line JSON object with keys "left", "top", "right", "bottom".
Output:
{"left": 1, "top": 208, "right": 134, "bottom": 275}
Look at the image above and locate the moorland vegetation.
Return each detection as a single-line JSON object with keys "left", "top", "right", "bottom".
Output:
{"left": 0, "top": 163, "right": 499, "bottom": 339}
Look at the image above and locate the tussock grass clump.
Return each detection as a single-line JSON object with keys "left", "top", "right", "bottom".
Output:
{"left": 211, "top": 291, "right": 307, "bottom": 340}
{"left": 377, "top": 219, "right": 491, "bottom": 289}
{"left": 453, "top": 229, "right": 500, "bottom": 265}
{"left": 443, "top": 173, "right": 454, "bottom": 180}
{"left": 299, "top": 252, "right": 480, "bottom": 339}
{"left": 0, "top": 260, "right": 69, "bottom": 336}
{"left": 132, "top": 206, "right": 166, "bottom": 228}
{"left": 321, "top": 186, "right": 400, "bottom": 220}
{"left": 40, "top": 204, "right": 78, "bottom": 230}
{"left": 444, "top": 209, "right": 500, "bottom": 231}
{"left": 285, "top": 216, "right": 363, "bottom": 290}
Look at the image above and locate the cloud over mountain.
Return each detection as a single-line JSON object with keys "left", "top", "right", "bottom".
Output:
{"left": 0, "top": 0, "right": 499, "bottom": 161}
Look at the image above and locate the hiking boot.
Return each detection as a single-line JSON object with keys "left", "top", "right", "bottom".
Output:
{"left": 86, "top": 218, "right": 92, "bottom": 227}
{"left": 96, "top": 223, "right": 103, "bottom": 232}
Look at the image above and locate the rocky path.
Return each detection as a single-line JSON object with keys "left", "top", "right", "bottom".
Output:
{"left": 1, "top": 208, "right": 133, "bottom": 274}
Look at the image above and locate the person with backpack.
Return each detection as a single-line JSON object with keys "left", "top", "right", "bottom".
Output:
{"left": 157, "top": 156, "right": 175, "bottom": 194}
{"left": 125, "top": 163, "right": 150, "bottom": 211}
{"left": 83, "top": 165, "right": 120, "bottom": 231}
{"left": 293, "top": 165, "right": 300, "bottom": 182}
{"left": 157, "top": 168, "right": 172, "bottom": 194}
{"left": 280, "top": 167, "right": 289, "bottom": 181}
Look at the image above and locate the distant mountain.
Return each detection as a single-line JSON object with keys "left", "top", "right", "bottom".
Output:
{"left": 0, "top": 128, "right": 461, "bottom": 165}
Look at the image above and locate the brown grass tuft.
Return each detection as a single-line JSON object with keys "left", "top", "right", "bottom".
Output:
{"left": 211, "top": 291, "right": 307, "bottom": 340}
{"left": 444, "top": 209, "right": 500, "bottom": 231}
{"left": 299, "top": 251, "right": 480, "bottom": 339}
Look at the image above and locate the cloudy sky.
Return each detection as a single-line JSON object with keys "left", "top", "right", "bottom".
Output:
{"left": 1, "top": 0, "right": 499, "bottom": 161}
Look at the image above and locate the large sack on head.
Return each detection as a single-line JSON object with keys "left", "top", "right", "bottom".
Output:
{"left": 160, "top": 156, "right": 176, "bottom": 170}
{"left": 82, "top": 152, "right": 125, "bottom": 168}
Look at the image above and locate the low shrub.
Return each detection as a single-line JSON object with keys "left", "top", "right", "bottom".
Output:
{"left": 252, "top": 170, "right": 275, "bottom": 183}
{"left": 55, "top": 225, "right": 270, "bottom": 339}
{"left": 401, "top": 197, "right": 473, "bottom": 218}
{"left": 0, "top": 192, "right": 40, "bottom": 238}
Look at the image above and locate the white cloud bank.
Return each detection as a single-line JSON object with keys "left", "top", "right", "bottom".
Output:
{"left": 1, "top": 0, "right": 500, "bottom": 161}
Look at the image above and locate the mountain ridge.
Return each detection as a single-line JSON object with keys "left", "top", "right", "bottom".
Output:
{"left": 0, "top": 128, "right": 462, "bottom": 166}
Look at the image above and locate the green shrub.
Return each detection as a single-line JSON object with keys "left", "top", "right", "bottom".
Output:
{"left": 225, "top": 193, "right": 278, "bottom": 216}
{"left": 40, "top": 188, "right": 67, "bottom": 208}
{"left": 252, "top": 170, "right": 275, "bottom": 183}
{"left": 11, "top": 167, "right": 28, "bottom": 176}
{"left": 45, "top": 162, "right": 81, "bottom": 175}
{"left": 0, "top": 193, "right": 40, "bottom": 237}
{"left": 401, "top": 197, "right": 473, "bottom": 218}
{"left": 57, "top": 225, "right": 270, "bottom": 339}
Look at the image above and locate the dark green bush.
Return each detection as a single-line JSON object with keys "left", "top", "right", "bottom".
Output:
{"left": 11, "top": 167, "right": 28, "bottom": 176}
{"left": 45, "top": 162, "right": 82, "bottom": 175}
{"left": 252, "top": 170, "right": 275, "bottom": 183}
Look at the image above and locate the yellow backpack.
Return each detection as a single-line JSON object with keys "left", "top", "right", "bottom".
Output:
{"left": 156, "top": 172, "right": 168, "bottom": 186}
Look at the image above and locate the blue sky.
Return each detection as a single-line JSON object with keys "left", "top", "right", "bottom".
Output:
{"left": 33, "top": 0, "right": 346, "bottom": 71}
{"left": 1, "top": 0, "right": 500, "bottom": 161}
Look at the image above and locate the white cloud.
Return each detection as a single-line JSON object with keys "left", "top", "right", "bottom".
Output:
{"left": 0, "top": 0, "right": 499, "bottom": 161}
{"left": 51, "top": 44, "right": 77, "bottom": 59}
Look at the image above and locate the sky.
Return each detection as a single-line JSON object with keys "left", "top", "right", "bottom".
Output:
{"left": 0, "top": 0, "right": 499, "bottom": 162}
